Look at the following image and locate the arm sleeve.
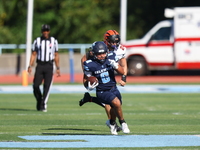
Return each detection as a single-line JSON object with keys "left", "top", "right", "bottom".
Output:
{"left": 83, "top": 61, "right": 93, "bottom": 77}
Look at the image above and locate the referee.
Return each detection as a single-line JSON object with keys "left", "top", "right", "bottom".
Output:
{"left": 27, "top": 24, "right": 60, "bottom": 112}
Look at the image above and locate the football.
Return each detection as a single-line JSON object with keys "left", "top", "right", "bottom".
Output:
{"left": 84, "top": 76, "right": 98, "bottom": 88}
{"left": 87, "top": 76, "right": 98, "bottom": 85}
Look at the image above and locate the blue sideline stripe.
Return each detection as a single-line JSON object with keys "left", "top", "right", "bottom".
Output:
{"left": 0, "top": 85, "right": 200, "bottom": 94}
{"left": 0, "top": 135, "right": 199, "bottom": 148}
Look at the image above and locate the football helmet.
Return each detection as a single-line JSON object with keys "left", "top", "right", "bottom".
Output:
{"left": 91, "top": 41, "right": 108, "bottom": 63}
{"left": 104, "top": 30, "right": 120, "bottom": 50}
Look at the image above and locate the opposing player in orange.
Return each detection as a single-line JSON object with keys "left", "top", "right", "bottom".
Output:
{"left": 79, "top": 30, "right": 127, "bottom": 132}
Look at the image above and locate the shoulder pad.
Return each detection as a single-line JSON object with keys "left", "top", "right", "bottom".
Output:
{"left": 108, "top": 52, "right": 114, "bottom": 56}
{"left": 85, "top": 59, "right": 92, "bottom": 64}
{"left": 83, "top": 65, "right": 90, "bottom": 71}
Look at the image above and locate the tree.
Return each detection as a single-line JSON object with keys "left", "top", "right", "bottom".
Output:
{"left": 0, "top": 0, "right": 120, "bottom": 44}
{"left": 1, "top": 0, "right": 200, "bottom": 45}
{"left": 0, "top": 0, "right": 27, "bottom": 44}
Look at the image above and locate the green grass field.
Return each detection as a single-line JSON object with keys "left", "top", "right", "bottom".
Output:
{"left": 0, "top": 93, "right": 200, "bottom": 150}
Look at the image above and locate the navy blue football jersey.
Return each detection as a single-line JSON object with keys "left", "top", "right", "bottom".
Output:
{"left": 84, "top": 52, "right": 117, "bottom": 91}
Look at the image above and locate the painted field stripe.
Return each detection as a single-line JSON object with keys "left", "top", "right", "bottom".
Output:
{"left": 0, "top": 135, "right": 199, "bottom": 148}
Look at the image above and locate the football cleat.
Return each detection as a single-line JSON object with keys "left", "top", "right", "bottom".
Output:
{"left": 106, "top": 120, "right": 122, "bottom": 132}
{"left": 79, "top": 92, "right": 91, "bottom": 106}
{"left": 110, "top": 123, "right": 118, "bottom": 135}
{"left": 121, "top": 122, "right": 130, "bottom": 134}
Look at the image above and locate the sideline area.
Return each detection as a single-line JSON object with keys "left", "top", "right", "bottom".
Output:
{"left": 1, "top": 84, "right": 200, "bottom": 94}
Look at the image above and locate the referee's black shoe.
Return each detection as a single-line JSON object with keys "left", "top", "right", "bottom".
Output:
{"left": 36, "top": 100, "right": 41, "bottom": 111}
{"left": 40, "top": 108, "right": 47, "bottom": 112}
{"left": 39, "top": 103, "right": 47, "bottom": 112}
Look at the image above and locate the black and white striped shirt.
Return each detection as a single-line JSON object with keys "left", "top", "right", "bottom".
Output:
{"left": 32, "top": 37, "right": 58, "bottom": 62}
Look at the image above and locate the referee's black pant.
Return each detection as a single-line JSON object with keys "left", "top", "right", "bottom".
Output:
{"left": 33, "top": 62, "right": 53, "bottom": 111}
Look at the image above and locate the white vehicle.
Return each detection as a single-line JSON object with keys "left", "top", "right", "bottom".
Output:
{"left": 124, "top": 7, "right": 200, "bottom": 76}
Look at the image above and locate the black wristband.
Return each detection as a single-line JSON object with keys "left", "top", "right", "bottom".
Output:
{"left": 121, "top": 75, "right": 126, "bottom": 82}
{"left": 56, "top": 67, "right": 60, "bottom": 70}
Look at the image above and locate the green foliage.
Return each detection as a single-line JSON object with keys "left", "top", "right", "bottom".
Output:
{"left": 0, "top": 0, "right": 120, "bottom": 44}
{"left": 0, "top": 0, "right": 27, "bottom": 44}
{"left": 1, "top": 0, "right": 200, "bottom": 45}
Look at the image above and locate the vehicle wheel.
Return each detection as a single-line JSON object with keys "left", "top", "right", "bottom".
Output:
{"left": 128, "top": 56, "right": 148, "bottom": 76}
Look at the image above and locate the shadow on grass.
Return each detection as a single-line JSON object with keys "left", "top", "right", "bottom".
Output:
{"left": 42, "top": 133, "right": 106, "bottom": 135}
{"left": 0, "top": 108, "right": 34, "bottom": 111}
{"left": 42, "top": 128, "right": 104, "bottom": 135}
{"left": 46, "top": 128, "right": 93, "bottom": 131}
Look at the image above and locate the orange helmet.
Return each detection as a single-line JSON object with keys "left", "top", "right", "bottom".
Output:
{"left": 104, "top": 30, "right": 120, "bottom": 50}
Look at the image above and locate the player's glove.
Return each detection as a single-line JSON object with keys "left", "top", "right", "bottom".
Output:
{"left": 109, "top": 59, "right": 119, "bottom": 69}
{"left": 87, "top": 81, "right": 99, "bottom": 91}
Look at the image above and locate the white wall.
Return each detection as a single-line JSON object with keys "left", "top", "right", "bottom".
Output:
{"left": 0, "top": 53, "right": 83, "bottom": 75}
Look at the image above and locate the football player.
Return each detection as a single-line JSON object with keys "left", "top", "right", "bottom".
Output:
{"left": 83, "top": 41, "right": 130, "bottom": 135}
{"left": 80, "top": 30, "right": 127, "bottom": 132}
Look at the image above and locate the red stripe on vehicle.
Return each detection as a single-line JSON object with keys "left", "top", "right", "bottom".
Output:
{"left": 177, "top": 62, "right": 200, "bottom": 69}
{"left": 148, "top": 62, "right": 174, "bottom": 66}
{"left": 175, "top": 38, "right": 200, "bottom": 42}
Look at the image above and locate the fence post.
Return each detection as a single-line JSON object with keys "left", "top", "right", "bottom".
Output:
{"left": 69, "top": 48, "right": 74, "bottom": 83}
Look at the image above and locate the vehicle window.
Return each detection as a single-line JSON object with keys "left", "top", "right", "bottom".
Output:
{"left": 150, "top": 27, "right": 171, "bottom": 41}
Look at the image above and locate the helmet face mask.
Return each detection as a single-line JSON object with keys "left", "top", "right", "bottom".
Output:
{"left": 104, "top": 30, "right": 121, "bottom": 50}
{"left": 107, "top": 34, "right": 120, "bottom": 44}
{"left": 94, "top": 52, "right": 107, "bottom": 63}
{"left": 91, "top": 41, "right": 108, "bottom": 64}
